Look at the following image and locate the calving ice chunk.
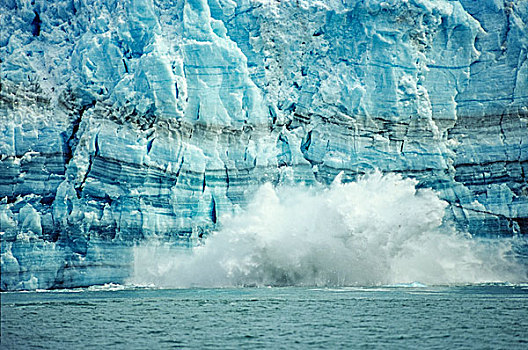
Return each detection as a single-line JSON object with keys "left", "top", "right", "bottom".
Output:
{"left": 0, "top": 0, "right": 527, "bottom": 290}
{"left": 131, "top": 172, "right": 526, "bottom": 287}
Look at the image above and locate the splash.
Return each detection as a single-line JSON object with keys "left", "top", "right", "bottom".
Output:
{"left": 131, "top": 172, "right": 527, "bottom": 288}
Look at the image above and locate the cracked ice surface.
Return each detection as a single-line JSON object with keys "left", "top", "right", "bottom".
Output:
{"left": 0, "top": 0, "right": 527, "bottom": 290}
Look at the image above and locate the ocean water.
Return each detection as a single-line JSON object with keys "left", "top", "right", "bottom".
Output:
{"left": 2, "top": 284, "right": 528, "bottom": 349}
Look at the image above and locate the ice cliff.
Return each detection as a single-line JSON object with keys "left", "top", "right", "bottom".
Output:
{"left": 1, "top": 0, "right": 527, "bottom": 290}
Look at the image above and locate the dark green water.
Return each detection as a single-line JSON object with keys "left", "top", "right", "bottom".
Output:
{"left": 2, "top": 285, "right": 527, "bottom": 349}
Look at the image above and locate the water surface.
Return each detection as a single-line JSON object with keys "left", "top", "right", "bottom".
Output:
{"left": 2, "top": 284, "right": 527, "bottom": 349}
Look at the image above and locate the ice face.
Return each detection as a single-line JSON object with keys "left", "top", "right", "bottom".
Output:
{"left": 1, "top": 0, "right": 527, "bottom": 290}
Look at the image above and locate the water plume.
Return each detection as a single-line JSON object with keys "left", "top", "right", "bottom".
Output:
{"left": 131, "top": 172, "right": 527, "bottom": 287}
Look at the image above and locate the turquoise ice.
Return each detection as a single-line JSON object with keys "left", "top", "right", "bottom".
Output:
{"left": 1, "top": 0, "right": 527, "bottom": 290}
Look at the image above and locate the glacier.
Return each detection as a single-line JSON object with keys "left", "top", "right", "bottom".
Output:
{"left": 0, "top": 0, "right": 527, "bottom": 290}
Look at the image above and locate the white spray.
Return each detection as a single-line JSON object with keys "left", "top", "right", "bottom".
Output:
{"left": 131, "top": 172, "right": 527, "bottom": 287}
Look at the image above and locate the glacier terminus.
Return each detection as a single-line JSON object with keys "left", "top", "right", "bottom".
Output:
{"left": 0, "top": 0, "right": 527, "bottom": 290}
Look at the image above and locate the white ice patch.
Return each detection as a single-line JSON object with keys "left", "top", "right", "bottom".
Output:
{"left": 131, "top": 172, "right": 526, "bottom": 288}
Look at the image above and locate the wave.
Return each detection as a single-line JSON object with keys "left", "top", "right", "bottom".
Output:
{"left": 130, "top": 172, "right": 527, "bottom": 288}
